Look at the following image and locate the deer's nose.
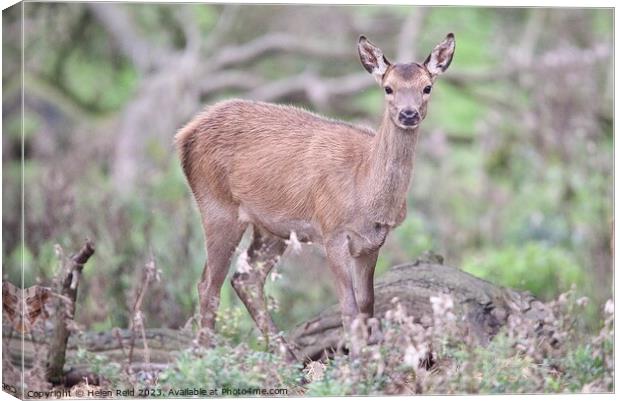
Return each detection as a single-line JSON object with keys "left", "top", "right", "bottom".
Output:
{"left": 398, "top": 109, "right": 419, "bottom": 126}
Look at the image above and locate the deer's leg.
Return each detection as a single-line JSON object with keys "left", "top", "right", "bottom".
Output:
{"left": 197, "top": 208, "right": 246, "bottom": 346}
{"left": 325, "top": 233, "right": 359, "bottom": 330}
{"left": 353, "top": 250, "right": 379, "bottom": 318}
{"left": 353, "top": 250, "right": 383, "bottom": 344}
{"left": 231, "top": 228, "right": 296, "bottom": 360}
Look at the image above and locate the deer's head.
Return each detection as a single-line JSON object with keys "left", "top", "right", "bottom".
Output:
{"left": 358, "top": 33, "right": 455, "bottom": 130}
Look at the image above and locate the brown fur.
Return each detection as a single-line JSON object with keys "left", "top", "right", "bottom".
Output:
{"left": 176, "top": 100, "right": 410, "bottom": 238}
{"left": 392, "top": 63, "right": 427, "bottom": 80}
{"left": 176, "top": 34, "right": 455, "bottom": 357}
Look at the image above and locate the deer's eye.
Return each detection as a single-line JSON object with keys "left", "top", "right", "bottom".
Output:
{"left": 423, "top": 85, "right": 432, "bottom": 94}
{"left": 384, "top": 86, "right": 393, "bottom": 95}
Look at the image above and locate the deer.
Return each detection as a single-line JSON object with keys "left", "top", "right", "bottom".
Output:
{"left": 175, "top": 33, "right": 455, "bottom": 360}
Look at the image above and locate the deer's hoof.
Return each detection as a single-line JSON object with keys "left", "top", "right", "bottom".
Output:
{"left": 194, "top": 327, "right": 217, "bottom": 348}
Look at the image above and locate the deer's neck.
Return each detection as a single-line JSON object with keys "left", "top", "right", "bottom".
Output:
{"left": 365, "top": 110, "right": 419, "bottom": 223}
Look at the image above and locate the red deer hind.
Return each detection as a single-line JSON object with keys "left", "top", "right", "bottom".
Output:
{"left": 176, "top": 33, "right": 456, "bottom": 360}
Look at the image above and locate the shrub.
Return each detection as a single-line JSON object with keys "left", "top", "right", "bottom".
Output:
{"left": 303, "top": 289, "right": 613, "bottom": 395}
{"left": 156, "top": 343, "right": 304, "bottom": 397}
{"left": 461, "top": 242, "right": 586, "bottom": 300}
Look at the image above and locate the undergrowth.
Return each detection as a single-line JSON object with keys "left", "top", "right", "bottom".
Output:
{"left": 67, "top": 288, "right": 613, "bottom": 396}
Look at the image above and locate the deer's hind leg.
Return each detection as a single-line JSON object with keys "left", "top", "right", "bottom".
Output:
{"left": 197, "top": 203, "right": 247, "bottom": 346}
{"left": 231, "top": 227, "right": 296, "bottom": 360}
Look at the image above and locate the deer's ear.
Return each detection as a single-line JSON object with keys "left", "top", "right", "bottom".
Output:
{"left": 423, "top": 33, "right": 455, "bottom": 80}
{"left": 358, "top": 36, "right": 391, "bottom": 84}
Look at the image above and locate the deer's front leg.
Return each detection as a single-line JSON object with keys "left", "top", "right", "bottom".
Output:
{"left": 353, "top": 250, "right": 379, "bottom": 318}
{"left": 353, "top": 250, "right": 383, "bottom": 344}
{"left": 325, "top": 233, "right": 359, "bottom": 330}
{"left": 346, "top": 223, "right": 386, "bottom": 319}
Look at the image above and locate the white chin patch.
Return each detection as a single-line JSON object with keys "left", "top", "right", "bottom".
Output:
{"left": 400, "top": 123, "right": 418, "bottom": 130}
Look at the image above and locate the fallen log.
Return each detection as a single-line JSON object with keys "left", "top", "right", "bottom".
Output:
{"left": 289, "top": 252, "right": 552, "bottom": 360}
{"left": 3, "top": 327, "right": 192, "bottom": 372}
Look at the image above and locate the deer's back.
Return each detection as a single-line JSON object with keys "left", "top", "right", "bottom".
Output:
{"left": 176, "top": 99, "right": 374, "bottom": 238}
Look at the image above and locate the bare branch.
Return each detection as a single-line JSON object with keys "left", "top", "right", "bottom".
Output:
{"left": 246, "top": 70, "right": 318, "bottom": 102}
{"left": 397, "top": 8, "right": 428, "bottom": 61}
{"left": 514, "top": 8, "right": 546, "bottom": 67}
{"left": 446, "top": 43, "right": 611, "bottom": 85}
{"left": 243, "top": 43, "right": 610, "bottom": 113}
{"left": 174, "top": 7, "right": 202, "bottom": 54}
{"left": 202, "top": 4, "right": 241, "bottom": 53}
{"left": 210, "top": 33, "right": 348, "bottom": 70}
{"left": 246, "top": 70, "right": 374, "bottom": 112}
{"left": 128, "top": 260, "right": 160, "bottom": 366}
{"left": 199, "top": 70, "right": 266, "bottom": 94}
{"left": 46, "top": 240, "right": 95, "bottom": 385}
{"left": 87, "top": 3, "right": 169, "bottom": 72}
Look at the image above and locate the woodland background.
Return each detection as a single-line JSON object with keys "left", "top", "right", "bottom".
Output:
{"left": 1, "top": 4, "right": 613, "bottom": 392}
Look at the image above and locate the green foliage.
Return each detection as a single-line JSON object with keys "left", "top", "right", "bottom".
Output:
{"left": 6, "top": 112, "right": 40, "bottom": 141}
{"left": 73, "top": 348, "right": 124, "bottom": 388}
{"left": 4, "top": 245, "right": 32, "bottom": 285}
{"left": 562, "top": 344, "right": 606, "bottom": 391}
{"left": 376, "top": 213, "right": 435, "bottom": 275}
{"left": 395, "top": 214, "right": 434, "bottom": 257}
{"left": 424, "top": 8, "right": 497, "bottom": 67}
{"left": 426, "top": 82, "right": 486, "bottom": 136}
{"left": 157, "top": 345, "right": 303, "bottom": 396}
{"left": 435, "top": 327, "right": 613, "bottom": 394}
{"left": 305, "top": 353, "right": 398, "bottom": 396}
{"left": 446, "top": 333, "right": 546, "bottom": 394}
{"left": 62, "top": 48, "right": 138, "bottom": 112}
{"left": 462, "top": 242, "right": 585, "bottom": 300}
{"left": 351, "top": 90, "right": 382, "bottom": 117}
